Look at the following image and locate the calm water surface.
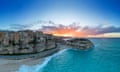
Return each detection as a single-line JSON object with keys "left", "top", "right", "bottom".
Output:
{"left": 39, "top": 38, "right": 120, "bottom": 72}
{"left": 18, "top": 38, "right": 120, "bottom": 72}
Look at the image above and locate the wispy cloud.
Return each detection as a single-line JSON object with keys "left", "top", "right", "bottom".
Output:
{"left": 9, "top": 20, "right": 120, "bottom": 37}
{"left": 10, "top": 20, "right": 56, "bottom": 30}
{"left": 10, "top": 24, "right": 31, "bottom": 30}
{"left": 40, "top": 23, "right": 120, "bottom": 35}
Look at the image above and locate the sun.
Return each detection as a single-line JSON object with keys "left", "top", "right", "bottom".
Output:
{"left": 53, "top": 34, "right": 73, "bottom": 37}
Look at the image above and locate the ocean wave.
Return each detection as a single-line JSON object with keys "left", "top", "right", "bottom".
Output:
{"left": 17, "top": 49, "right": 69, "bottom": 72}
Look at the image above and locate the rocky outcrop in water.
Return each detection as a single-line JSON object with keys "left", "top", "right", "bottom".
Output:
{"left": 65, "top": 38, "right": 94, "bottom": 50}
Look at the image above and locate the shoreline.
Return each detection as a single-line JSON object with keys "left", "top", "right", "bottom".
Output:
{"left": 0, "top": 48, "right": 59, "bottom": 60}
{"left": 0, "top": 38, "right": 94, "bottom": 72}
{"left": 0, "top": 57, "right": 45, "bottom": 72}
{"left": 0, "top": 47, "right": 60, "bottom": 72}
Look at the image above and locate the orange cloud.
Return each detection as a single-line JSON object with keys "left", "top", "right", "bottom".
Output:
{"left": 43, "top": 27, "right": 90, "bottom": 37}
{"left": 42, "top": 24, "right": 120, "bottom": 38}
{"left": 10, "top": 21, "right": 120, "bottom": 38}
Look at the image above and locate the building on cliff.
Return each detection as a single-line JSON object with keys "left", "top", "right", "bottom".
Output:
{"left": 0, "top": 30, "right": 57, "bottom": 55}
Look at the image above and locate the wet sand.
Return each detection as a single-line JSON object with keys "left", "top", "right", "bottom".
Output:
{"left": 0, "top": 57, "right": 45, "bottom": 72}
{"left": 0, "top": 48, "right": 59, "bottom": 72}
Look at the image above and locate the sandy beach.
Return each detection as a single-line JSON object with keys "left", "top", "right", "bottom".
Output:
{"left": 0, "top": 48, "right": 59, "bottom": 72}
{"left": 0, "top": 57, "right": 45, "bottom": 72}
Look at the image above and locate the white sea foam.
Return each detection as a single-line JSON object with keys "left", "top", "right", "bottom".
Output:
{"left": 17, "top": 49, "right": 68, "bottom": 72}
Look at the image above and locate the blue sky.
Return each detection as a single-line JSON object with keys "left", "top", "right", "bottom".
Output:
{"left": 0, "top": 0, "right": 120, "bottom": 30}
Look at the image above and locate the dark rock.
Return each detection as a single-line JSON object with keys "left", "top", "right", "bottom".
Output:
{"left": 66, "top": 38, "right": 94, "bottom": 50}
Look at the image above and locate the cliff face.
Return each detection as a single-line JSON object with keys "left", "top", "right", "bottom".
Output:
{"left": 65, "top": 38, "right": 94, "bottom": 50}
{"left": 0, "top": 30, "right": 57, "bottom": 55}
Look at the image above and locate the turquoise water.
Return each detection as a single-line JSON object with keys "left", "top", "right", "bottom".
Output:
{"left": 19, "top": 38, "right": 120, "bottom": 72}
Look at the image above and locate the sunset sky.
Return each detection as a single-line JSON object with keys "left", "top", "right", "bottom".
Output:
{"left": 0, "top": 0, "right": 120, "bottom": 37}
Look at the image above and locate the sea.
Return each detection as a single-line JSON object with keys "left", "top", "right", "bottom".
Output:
{"left": 18, "top": 38, "right": 120, "bottom": 72}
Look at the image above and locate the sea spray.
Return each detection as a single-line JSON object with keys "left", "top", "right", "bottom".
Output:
{"left": 17, "top": 65, "right": 37, "bottom": 72}
{"left": 17, "top": 49, "right": 69, "bottom": 72}
{"left": 36, "top": 49, "right": 69, "bottom": 72}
